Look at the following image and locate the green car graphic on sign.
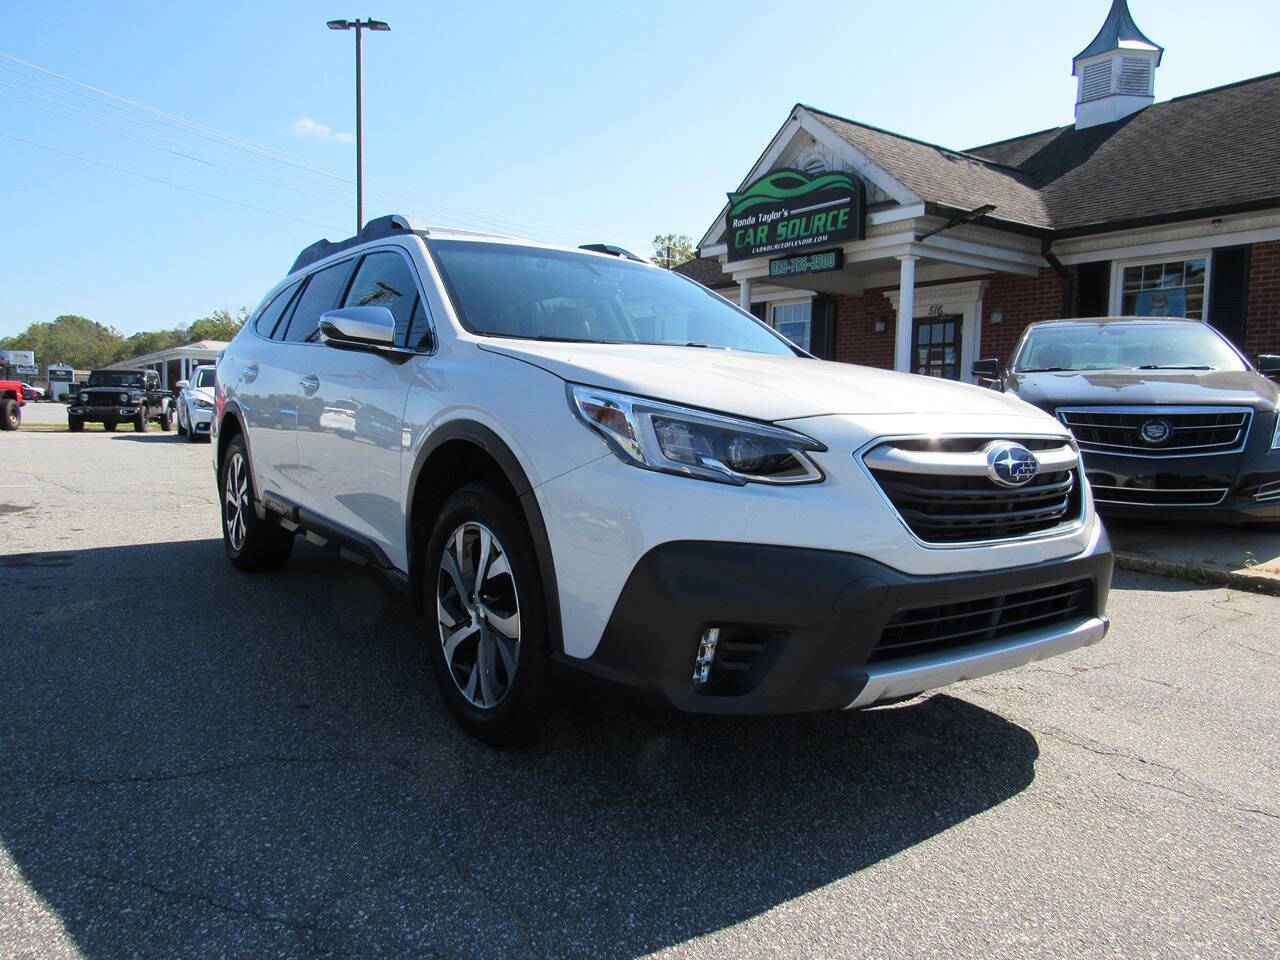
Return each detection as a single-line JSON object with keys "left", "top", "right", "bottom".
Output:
{"left": 725, "top": 168, "right": 865, "bottom": 263}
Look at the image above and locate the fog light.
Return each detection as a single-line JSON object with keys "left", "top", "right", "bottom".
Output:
{"left": 692, "top": 627, "right": 721, "bottom": 687}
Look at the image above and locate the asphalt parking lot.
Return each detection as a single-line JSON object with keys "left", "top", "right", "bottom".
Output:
{"left": 2, "top": 429, "right": 1278, "bottom": 959}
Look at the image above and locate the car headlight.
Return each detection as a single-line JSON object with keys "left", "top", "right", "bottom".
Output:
{"left": 193, "top": 398, "right": 213, "bottom": 410}
{"left": 1272, "top": 410, "right": 1280, "bottom": 450}
{"left": 119, "top": 393, "right": 129, "bottom": 403}
{"left": 568, "top": 384, "right": 825, "bottom": 485}
{"left": 79, "top": 392, "right": 88, "bottom": 402}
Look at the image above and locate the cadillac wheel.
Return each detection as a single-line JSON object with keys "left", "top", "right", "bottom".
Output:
{"left": 219, "top": 434, "right": 294, "bottom": 571}
{"left": 424, "top": 482, "right": 552, "bottom": 745}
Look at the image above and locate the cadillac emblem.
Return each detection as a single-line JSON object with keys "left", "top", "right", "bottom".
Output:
{"left": 1139, "top": 419, "right": 1172, "bottom": 445}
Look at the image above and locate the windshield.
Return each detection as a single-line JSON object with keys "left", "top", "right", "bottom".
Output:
{"left": 428, "top": 241, "right": 798, "bottom": 355}
{"left": 1014, "top": 322, "right": 1246, "bottom": 373}
{"left": 193, "top": 368, "right": 216, "bottom": 388}
{"left": 88, "top": 371, "right": 145, "bottom": 388}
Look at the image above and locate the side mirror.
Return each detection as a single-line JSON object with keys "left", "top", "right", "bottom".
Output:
{"left": 175, "top": 380, "right": 189, "bottom": 391}
{"left": 319, "top": 306, "right": 396, "bottom": 351}
{"left": 1255, "top": 354, "right": 1280, "bottom": 377}
{"left": 971, "top": 358, "right": 1002, "bottom": 380}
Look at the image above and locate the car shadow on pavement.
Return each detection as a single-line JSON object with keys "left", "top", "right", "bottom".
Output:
{"left": 107, "top": 433, "right": 183, "bottom": 442}
{"left": 0, "top": 538, "right": 1040, "bottom": 959}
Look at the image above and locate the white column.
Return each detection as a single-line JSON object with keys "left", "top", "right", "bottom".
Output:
{"left": 739, "top": 277, "right": 752, "bottom": 311}
{"left": 894, "top": 255, "right": 918, "bottom": 374}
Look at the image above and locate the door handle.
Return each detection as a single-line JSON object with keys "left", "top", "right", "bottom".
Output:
{"left": 299, "top": 374, "right": 320, "bottom": 393}
{"left": 243, "top": 362, "right": 259, "bottom": 382}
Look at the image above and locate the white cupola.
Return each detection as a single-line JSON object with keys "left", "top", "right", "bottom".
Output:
{"left": 1072, "top": 0, "right": 1163, "bottom": 129}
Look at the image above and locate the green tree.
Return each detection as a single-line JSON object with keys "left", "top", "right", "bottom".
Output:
{"left": 187, "top": 307, "right": 247, "bottom": 343}
{"left": 117, "top": 328, "right": 186, "bottom": 361}
{"left": 652, "top": 233, "right": 695, "bottom": 270}
{"left": 0, "top": 314, "right": 126, "bottom": 371}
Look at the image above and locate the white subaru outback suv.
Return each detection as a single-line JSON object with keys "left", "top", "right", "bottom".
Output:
{"left": 214, "top": 214, "right": 1112, "bottom": 744}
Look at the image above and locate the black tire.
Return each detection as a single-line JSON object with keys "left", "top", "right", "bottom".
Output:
{"left": 103, "top": 421, "right": 117, "bottom": 432}
{"left": 220, "top": 434, "right": 294, "bottom": 571}
{"left": 0, "top": 398, "right": 19, "bottom": 431}
{"left": 68, "top": 416, "right": 84, "bottom": 432}
{"left": 135, "top": 406, "right": 148, "bottom": 432}
{"left": 423, "top": 480, "right": 554, "bottom": 746}
{"left": 160, "top": 406, "right": 173, "bottom": 431}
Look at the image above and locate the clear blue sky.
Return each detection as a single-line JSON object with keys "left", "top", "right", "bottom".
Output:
{"left": 1, "top": 0, "right": 1276, "bottom": 338}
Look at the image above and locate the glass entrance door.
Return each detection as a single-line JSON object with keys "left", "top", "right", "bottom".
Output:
{"left": 912, "top": 315, "right": 962, "bottom": 380}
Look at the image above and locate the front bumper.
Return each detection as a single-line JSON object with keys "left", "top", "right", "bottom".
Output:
{"left": 570, "top": 527, "right": 1113, "bottom": 714}
{"left": 188, "top": 408, "right": 214, "bottom": 432}
{"left": 68, "top": 405, "right": 139, "bottom": 421}
{"left": 1083, "top": 448, "right": 1280, "bottom": 523}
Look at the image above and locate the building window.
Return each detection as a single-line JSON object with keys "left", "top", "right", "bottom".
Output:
{"left": 770, "top": 300, "right": 811, "bottom": 352}
{"left": 1120, "top": 257, "right": 1207, "bottom": 320}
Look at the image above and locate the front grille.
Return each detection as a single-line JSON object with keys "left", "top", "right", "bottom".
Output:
{"left": 85, "top": 393, "right": 124, "bottom": 408}
{"left": 872, "top": 579, "right": 1093, "bottom": 664}
{"left": 1090, "top": 483, "right": 1228, "bottom": 507}
{"left": 1057, "top": 406, "right": 1251, "bottom": 456}
{"left": 864, "top": 437, "right": 1082, "bottom": 544}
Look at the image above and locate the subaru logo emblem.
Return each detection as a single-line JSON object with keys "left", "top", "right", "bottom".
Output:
{"left": 1140, "top": 419, "right": 1171, "bottom": 444}
{"left": 984, "top": 441, "right": 1039, "bottom": 488}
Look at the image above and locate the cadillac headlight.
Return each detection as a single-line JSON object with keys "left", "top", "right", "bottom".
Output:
{"left": 568, "top": 385, "right": 824, "bottom": 485}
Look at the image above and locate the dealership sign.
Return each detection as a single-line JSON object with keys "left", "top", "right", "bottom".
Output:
{"left": 726, "top": 168, "right": 865, "bottom": 262}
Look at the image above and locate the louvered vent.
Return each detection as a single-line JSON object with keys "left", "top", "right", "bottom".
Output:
{"left": 1117, "top": 57, "right": 1152, "bottom": 95}
{"left": 1080, "top": 61, "right": 1112, "bottom": 101}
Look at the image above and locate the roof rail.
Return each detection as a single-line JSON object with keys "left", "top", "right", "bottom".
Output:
{"left": 578, "top": 243, "right": 650, "bottom": 264}
{"left": 290, "top": 214, "right": 430, "bottom": 274}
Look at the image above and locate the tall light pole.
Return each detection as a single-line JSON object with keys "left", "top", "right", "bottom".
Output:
{"left": 327, "top": 17, "right": 390, "bottom": 233}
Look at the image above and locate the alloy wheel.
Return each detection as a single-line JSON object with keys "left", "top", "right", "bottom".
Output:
{"left": 436, "top": 521, "right": 521, "bottom": 709}
{"left": 224, "top": 452, "right": 249, "bottom": 551}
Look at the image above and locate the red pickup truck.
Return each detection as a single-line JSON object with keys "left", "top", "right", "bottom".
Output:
{"left": 0, "top": 379, "right": 24, "bottom": 430}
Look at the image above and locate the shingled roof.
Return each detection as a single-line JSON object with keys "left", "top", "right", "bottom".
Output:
{"left": 965, "top": 71, "right": 1280, "bottom": 234}
{"left": 674, "top": 256, "right": 735, "bottom": 290}
{"left": 793, "top": 72, "right": 1280, "bottom": 238}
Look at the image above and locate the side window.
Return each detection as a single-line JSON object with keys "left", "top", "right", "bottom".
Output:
{"left": 282, "top": 260, "right": 355, "bottom": 343}
{"left": 407, "top": 297, "right": 433, "bottom": 350}
{"left": 344, "top": 251, "right": 425, "bottom": 347}
{"left": 254, "top": 279, "right": 303, "bottom": 338}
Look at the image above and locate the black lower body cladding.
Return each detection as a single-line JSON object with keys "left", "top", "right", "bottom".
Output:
{"left": 577, "top": 535, "right": 1113, "bottom": 714}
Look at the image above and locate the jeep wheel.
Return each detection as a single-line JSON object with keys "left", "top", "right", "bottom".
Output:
{"left": 103, "top": 421, "right": 117, "bottom": 432}
{"left": 134, "top": 406, "right": 148, "bottom": 432}
{"left": 68, "top": 416, "right": 84, "bottom": 432}
{"left": 424, "top": 481, "right": 553, "bottom": 746}
{"left": 0, "top": 399, "right": 20, "bottom": 430}
{"left": 160, "top": 406, "right": 173, "bottom": 431}
{"left": 220, "top": 435, "right": 294, "bottom": 571}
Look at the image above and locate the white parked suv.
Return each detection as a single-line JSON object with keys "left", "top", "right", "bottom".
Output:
{"left": 214, "top": 215, "right": 1113, "bottom": 744}
{"left": 176, "top": 364, "right": 216, "bottom": 441}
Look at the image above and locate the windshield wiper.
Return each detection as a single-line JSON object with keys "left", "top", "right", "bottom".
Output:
{"left": 1020, "top": 366, "right": 1075, "bottom": 373}
{"left": 1134, "top": 364, "right": 1213, "bottom": 370}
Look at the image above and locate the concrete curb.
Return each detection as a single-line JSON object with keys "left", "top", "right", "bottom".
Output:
{"left": 1115, "top": 551, "right": 1280, "bottom": 597}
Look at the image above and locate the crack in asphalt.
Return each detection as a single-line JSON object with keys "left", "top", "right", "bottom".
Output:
{"left": 83, "top": 869, "right": 347, "bottom": 937}
{"left": 1115, "top": 772, "right": 1280, "bottom": 822}
{"left": 1, "top": 755, "right": 379, "bottom": 800}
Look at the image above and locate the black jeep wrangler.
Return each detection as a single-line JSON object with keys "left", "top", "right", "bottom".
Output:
{"left": 67, "top": 368, "right": 174, "bottom": 433}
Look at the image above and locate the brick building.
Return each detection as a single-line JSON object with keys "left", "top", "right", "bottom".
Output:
{"left": 681, "top": 0, "right": 1280, "bottom": 382}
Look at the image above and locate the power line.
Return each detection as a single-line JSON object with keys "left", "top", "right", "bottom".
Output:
{"left": 0, "top": 51, "right": 660, "bottom": 251}
{"left": 0, "top": 131, "right": 346, "bottom": 232}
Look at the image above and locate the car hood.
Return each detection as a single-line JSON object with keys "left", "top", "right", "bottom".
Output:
{"left": 478, "top": 340, "right": 1042, "bottom": 422}
{"left": 82, "top": 385, "right": 142, "bottom": 394}
{"left": 1009, "top": 369, "right": 1280, "bottom": 412}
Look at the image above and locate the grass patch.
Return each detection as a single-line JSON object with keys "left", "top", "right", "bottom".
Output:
{"left": 16, "top": 422, "right": 177, "bottom": 434}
